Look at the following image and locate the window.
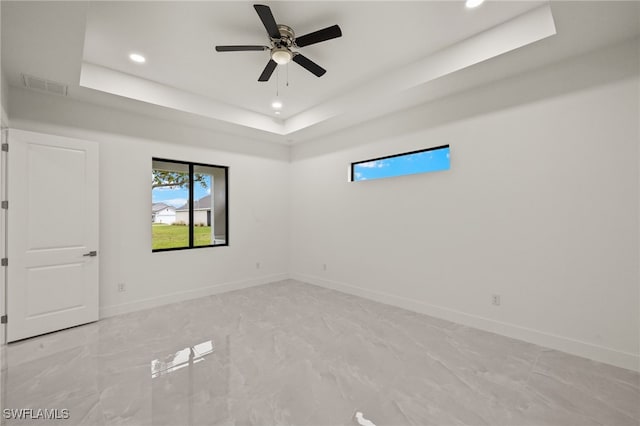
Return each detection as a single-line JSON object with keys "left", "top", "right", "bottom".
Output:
{"left": 351, "top": 145, "right": 450, "bottom": 182}
{"left": 152, "top": 158, "right": 228, "bottom": 251}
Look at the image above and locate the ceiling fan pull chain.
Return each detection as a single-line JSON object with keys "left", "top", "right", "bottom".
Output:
{"left": 286, "top": 63, "right": 289, "bottom": 87}
{"left": 276, "top": 67, "right": 279, "bottom": 97}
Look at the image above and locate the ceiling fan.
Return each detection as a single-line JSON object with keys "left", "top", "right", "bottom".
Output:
{"left": 215, "top": 4, "right": 342, "bottom": 82}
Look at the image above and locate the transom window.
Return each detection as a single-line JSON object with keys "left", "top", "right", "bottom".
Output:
{"left": 351, "top": 145, "right": 450, "bottom": 182}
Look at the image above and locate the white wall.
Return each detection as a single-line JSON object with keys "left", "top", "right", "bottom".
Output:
{"left": 1, "top": 69, "right": 7, "bottom": 126}
{"left": 8, "top": 88, "right": 290, "bottom": 317}
{"left": 290, "top": 39, "right": 640, "bottom": 371}
{"left": 0, "top": 2, "right": 6, "bottom": 128}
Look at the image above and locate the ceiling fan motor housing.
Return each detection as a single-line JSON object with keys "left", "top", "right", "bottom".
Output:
{"left": 275, "top": 24, "right": 295, "bottom": 46}
{"left": 271, "top": 24, "right": 295, "bottom": 64}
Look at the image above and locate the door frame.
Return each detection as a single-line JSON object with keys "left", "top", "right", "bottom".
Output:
{"left": 1, "top": 127, "right": 7, "bottom": 344}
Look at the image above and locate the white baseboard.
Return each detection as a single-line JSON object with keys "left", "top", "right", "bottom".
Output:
{"left": 99, "top": 273, "right": 290, "bottom": 318}
{"left": 291, "top": 272, "right": 640, "bottom": 372}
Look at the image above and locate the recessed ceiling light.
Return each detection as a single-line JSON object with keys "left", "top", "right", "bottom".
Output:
{"left": 129, "top": 53, "right": 146, "bottom": 63}
{"left": 465, "top": 0, "right": 485, "bottom": 8}
{"left": 271, "top": 101, "right": 283, "bottom": 109}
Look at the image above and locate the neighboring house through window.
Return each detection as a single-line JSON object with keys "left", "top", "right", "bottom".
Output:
{"left": 175, "top": 195, "right": 212, "bottom": 227}
{"left": 152, "top": 203, "right": 177, "bottom": 224}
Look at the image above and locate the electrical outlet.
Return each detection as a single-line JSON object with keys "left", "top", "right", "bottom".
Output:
{"left": 256, "top": 262, "right": 261, "bottom": 269}
{"left": 118, "top": 283, "right": 126, "bottom": 293}
{"left": 492, "top": 294, "right": 501, "bottom": 306}
{"left": 322, "top": 264, "right": 327, "bottom": 271}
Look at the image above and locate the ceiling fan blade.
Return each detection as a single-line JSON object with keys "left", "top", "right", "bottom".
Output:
{"left": 254, "top": 4, "right": 280, "bottom": 39}
{"left": 215, "top": 45, "right": 269, "bottom": 52}
{"left": 292, "top": 54, "right": 326, "bottom": 77}
{"left": 258, "top": 59, "right": 278, "bottom": 82}
{"left": 295, "top": 25, "right": 342, "bottom": 48}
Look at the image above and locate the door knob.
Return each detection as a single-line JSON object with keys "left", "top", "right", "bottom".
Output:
{"left": 83, "top": 251, "right": 98, "bottom": 257}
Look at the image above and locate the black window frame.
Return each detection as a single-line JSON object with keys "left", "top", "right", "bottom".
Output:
{"left": 350, "top": 144, "right": 450, "bottom": 182}
{"left": 152, "top": 157, "right": 229, "bottom": 253}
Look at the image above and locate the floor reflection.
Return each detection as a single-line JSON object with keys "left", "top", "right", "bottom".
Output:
{"left": 151, "top": 340, "right": 215, "bottom": 379}
{"left": 355, "top": 411, "right": 377, "bottom": 426}
{"left": 151, "top": 337, "right": 230, "bottom": 426}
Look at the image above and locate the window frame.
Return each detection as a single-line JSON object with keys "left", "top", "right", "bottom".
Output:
{"left": 152, "top": 157, "right": 229, "bottom": 253}
{"left": 350, "top": 144, "right": 450, "bottom": 182}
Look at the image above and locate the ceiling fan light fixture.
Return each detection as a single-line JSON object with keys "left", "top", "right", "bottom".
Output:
{"left": 271, "top": 47, "right": 292, "bottom": 65}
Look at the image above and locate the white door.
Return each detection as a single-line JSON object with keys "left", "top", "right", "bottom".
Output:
{"left": 7, "top": 129, "right": 99, "bottom": 342}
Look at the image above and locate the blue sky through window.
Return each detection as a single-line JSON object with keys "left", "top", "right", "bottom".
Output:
{"left": 152, "top": 175, "right": 211, "bottom": 208}
{"left": 352, "top": 146, "right": 450, "bottom": 182}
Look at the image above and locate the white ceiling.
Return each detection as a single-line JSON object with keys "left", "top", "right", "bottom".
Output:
{"left": 82, "top": 1, "right": 540, "bottom": 117}
{"left": 2, "top": 1, "right": 639, "bottom": 145}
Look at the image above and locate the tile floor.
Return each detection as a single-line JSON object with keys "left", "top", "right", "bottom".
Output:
{"left": 1, "top": 280, "right": 638, "bottom": 425}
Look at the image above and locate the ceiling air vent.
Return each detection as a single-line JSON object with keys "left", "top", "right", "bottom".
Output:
{"left": 22, "top": 74, "right": 68, "bottom": 96}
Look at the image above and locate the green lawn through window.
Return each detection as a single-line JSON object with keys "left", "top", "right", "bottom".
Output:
{"left": 152, "top": 224, "right": 212, "bottom": 250}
